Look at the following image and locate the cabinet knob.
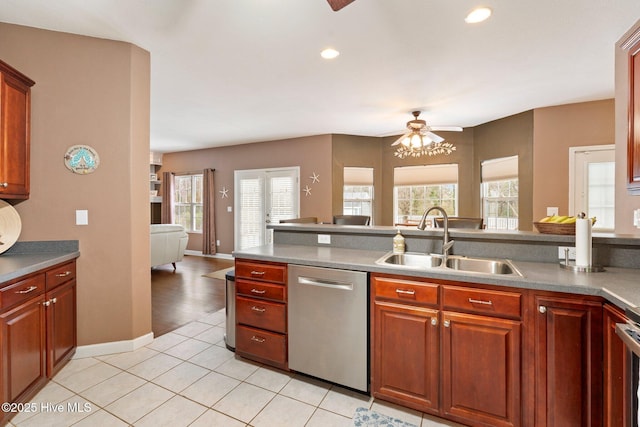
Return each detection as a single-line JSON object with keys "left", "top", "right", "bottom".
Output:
{"left": 431, "top": 317, "right": 438, "bottom": 326}
{"left": 43, "top": 301, "right": 50, "bottom": 307}
{"left": 444, "top": 320, "right": 451, "bottom": 328}
{"left": 51, "top": 298, "right": 57, "bottom": 304}
{"left": 539, "top": 305, "right": 547, "bottom": 314}
{"left": 0, "top": 183, "right": 7, "bottom": 188}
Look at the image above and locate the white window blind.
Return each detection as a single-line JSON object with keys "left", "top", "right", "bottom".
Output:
{"left": 344, "top": 167, "right": 374, "bottom": 185}
{"left": 481, "top": 156, "right": 518, "bottom": 182}
{"left": 394, "top": 164, "right": 458, "bottom": 186}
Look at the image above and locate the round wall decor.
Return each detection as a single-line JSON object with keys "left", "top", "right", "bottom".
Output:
{"left": 0, "top": 200, "right": 21, "bottom": 254}
{"left": 64, "top": 145, "right": 100, "bottom": 174}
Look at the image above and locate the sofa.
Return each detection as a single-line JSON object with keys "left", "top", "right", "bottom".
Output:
{"left": 150, "top": 224, "right": 188, "bottom": 270}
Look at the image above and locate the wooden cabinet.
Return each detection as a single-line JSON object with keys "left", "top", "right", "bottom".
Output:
{"left": 372, "top": 274, "right": 522, "bottom": 426}
{"left": 603, "top": 304, "right": 630, "bottom": 427}
{"left": 234, "top": 259, "right": 287, "bottom": 369}
{"left": 0, "top": 60, "right": 35, "bottom": 200}
{"left": 0, "top": 259, "right": 77, "bottom": 425}
{"left": 626, "top": 32, "right": 640, "bottom": 194}
{"left": 533, "top": 293, "right": 603, "bottom": 427}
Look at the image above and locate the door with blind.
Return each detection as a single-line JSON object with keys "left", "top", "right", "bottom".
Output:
{"left": 234, "top": 167, "right": 299, "bottom": 251}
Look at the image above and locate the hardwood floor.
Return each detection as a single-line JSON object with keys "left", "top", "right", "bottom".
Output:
{"left": 151, "top": 255, "right": 234, "bottom": 337}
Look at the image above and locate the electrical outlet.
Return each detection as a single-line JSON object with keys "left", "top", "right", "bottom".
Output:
{"left": 634, "top": 209, "right": 640, "bottom": 228}
{"left": 558, "top": 246, "right": 576, "bottom": 259}
{"left": 318, "top": 234, "right": 331, "bottom": 244}
{"left": 547, "top": 207, "right": 559, "bottom": 217}
{"left": 216, "top": 240, "right": 220, "bottom": 246}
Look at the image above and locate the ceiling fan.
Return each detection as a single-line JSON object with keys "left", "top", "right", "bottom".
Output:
{"left": 391, "top": 111, "right": 462, "bottom": 158}
{"left": 327, "top": 0, "right": 356, "bottom": 11}
{"left": 391, "top": 111, "right": 462, "bottom": 146}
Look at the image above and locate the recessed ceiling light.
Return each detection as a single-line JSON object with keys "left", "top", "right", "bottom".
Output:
{"left": 465, "top": 7, "right": 492, "bottom": 24}
{"left": 321, "top": 48, "right": 340, "bottom": 59}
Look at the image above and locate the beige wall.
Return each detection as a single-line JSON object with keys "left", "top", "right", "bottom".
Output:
{"left": 615, "top": 20, "right": 640, "bottom": 235}
{"left": 0, "top": 23, "right": 151, "bottom": 344}
{"left": 160, "top": 135, "right": 333, "bottom": 254}
{"left": 533, "top": 99, "right": 615, "bottom": 222}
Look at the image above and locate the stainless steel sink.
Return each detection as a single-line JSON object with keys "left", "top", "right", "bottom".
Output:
{"left": 375, "top": 252, "right": 522, "bottom": 276}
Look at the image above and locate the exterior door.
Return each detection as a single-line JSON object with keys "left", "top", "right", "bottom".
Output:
{"left": 234, "top": 167, "right": 299, "bottom": 250}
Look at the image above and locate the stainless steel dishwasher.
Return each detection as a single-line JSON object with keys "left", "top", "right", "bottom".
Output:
{"left": 288, "top": 265, "right": 368, "bottom": 392}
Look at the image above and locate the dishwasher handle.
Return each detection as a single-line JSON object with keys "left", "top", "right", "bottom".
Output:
{"left": 297, "top": 276, "right": 354, "bottom": 291}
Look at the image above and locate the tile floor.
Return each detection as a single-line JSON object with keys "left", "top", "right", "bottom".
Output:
{"left": 8, "top": 309, "right": 465, "bottom": 427}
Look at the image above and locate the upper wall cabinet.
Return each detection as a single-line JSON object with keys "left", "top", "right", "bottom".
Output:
{"left": 626, "top": 31, "right": 640, "bottom": 195}
{"left": 0, "top": 60, "right": 35, "bottom": 200}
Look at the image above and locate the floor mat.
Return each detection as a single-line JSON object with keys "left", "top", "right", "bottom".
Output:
{"left": 352, "top": 407, "right": 418, "bottom": 427}
{"left": 202, "top": 266, "right": 234, "bottom": 280}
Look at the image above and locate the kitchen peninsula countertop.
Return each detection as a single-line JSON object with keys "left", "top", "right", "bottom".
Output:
{"left": 234, "top": 243, "right": 640, "bottom": 311}
{"left": 0, "top": 241, "right": 80, "bottom": 284}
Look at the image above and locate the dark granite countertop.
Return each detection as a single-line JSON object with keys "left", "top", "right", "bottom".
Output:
{"left": 234, "top": 243, "right": 640, "bottom": 311}
{"left": 0, "top": 241, "right": 80, "bottom": 284}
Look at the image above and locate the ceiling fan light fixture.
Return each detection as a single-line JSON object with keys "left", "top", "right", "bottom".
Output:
{"left": 393, "top": 111, "right": 459, "bottom": 159}
{"left": 321, "top": 48, "right": 340, "bottom": 59}
{"left": 465, "top": 7, "right": 492, "bottom": 24}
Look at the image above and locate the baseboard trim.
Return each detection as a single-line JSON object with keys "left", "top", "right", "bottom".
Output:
{"left": 184, "top": 250, "right": 234, "bottom": 260}
{"left": 74, "top": 332, "right": 155, "bottom": 359}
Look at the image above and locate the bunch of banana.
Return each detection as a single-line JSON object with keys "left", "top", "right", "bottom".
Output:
{"left": 538, "top": 215, "right": 596, "bottom": 224}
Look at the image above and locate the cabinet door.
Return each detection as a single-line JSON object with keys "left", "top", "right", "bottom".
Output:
{"left": 46, "top": 280, "right": 76, "bottom": 378}
{"left": 603, "top": 304, "right": 630, "bottom": 427}
{"left": 442, "top": 311, "right": 521, "bottom": 427}
{"left": 0, "top": 72, "right": 31, "bottom": 199}
{"left": 372, "top": 301, "right": 439, "bottom": 413}
{"left": 0, "top": 295, "right": 46, "bottom": 405}
{"left": 534, "top": 295, "right": 603, "bottom": 427}
{"left": 628, "top": 35, "right": 640, "bottom": 194}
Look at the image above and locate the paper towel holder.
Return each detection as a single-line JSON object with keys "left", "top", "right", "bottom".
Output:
{"left": 559, "top": 247, "right": 604, "bottom": 273}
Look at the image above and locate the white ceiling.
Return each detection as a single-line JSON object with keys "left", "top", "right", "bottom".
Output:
{"left": 2, "top": 0, "right": 639, "bottom": 153}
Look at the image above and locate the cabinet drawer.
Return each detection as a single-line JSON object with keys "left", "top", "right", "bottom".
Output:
{"left": 46, "top": 261, "right": 76, "bottom": 291}
{"left": 235, "top": 260, "right": 286, "bottom": 284}
{"left": 0, "top": 274, "right": 45, "bottom": 311}
{"left": 373, "top": 276, "right": 438, "bottom": 306}
{"left": 236, "top": 296, "right": 286, "bottom": 333}
{"left": 236, "top": 279, "right": 285, "bottom": 302}
{"left": 236, "top": 324, "right": 286, "bottom": 365}
{"left": 442, "top": 285, "right": 521, "bottom": 319}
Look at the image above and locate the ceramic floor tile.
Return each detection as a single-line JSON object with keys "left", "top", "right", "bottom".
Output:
{"left": 212, "top": 382, "right": 275, "bottom": 423}
{"left": 193, "top": 325, "right": 226, "bottom": 344}
{"left": 188, "top": 343, "right": 235, "bottom": 370}
{"left": 180, "top": 371, "right": 240, "bottom": 407}
{"left": 213, "top": 355, "right": 261, "bottom": 380}
{"left": 145, "top": 332, "right": 189, "bottom": 352}
{"left": 305, "top": 408, "right": 353, "bottom": 427}
{"left": 163, "top": 338, "right": 212, "bottom": 360}
{"left": 319, "top": 386, "right": 373, "bottom": 418}
{"left": 152, "top": 361, "right": 210, "bottom": 393}
{"left": 189, "top": 409, "right": 246, "bottom": 427}
{"left": 100, "top": 346, "right": 159, "bottom": 370}
{"left": 244, "top": 366, "right": 293, "bottom": 392}
{"left": 134, "top": 395, "right": 208, "bottom": 427}
{"left": 79, "top": 371, "right": 146, "bottom": 407}
{"left": 251, "top": 394, "right": 315, "bottom": 427}
{"left": 104, "top": 382, "right": 174, "bottom": 424}
{"left": 172, "top": 321, "right": 213, "bottom": 337}
{"left": 126, "top": 352, "right": 183, "bottom": 380}
{"left": 10, "top": 381, "right": 75, "bottom": 424}
{"left": 53, "top": 361, "right": 122, "bottom": 393}
{"left": 52, "top": 357, "right": 100, "bottom": 382}
{"left": 71, "top": 409, "right": 129, "bottom": 427}
{"left": 371, "top": 400, "right": 423, "bottom": 426}
{"left": 15, "top": 395, "right": 93, "bottom": 427}
{"left": 197, "top": 309, "right": 226, "bottom": 326}
{"left": 279, "top": 375, "right": 331, "bottom": 406}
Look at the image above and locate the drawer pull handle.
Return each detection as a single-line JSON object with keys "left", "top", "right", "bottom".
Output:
{"left": 55, "top": 271, "right": 72, "bottom": 277}
{"left": 250, "top": 270, "right": 266, "bottom": 276}
{"left": 468, "top": 298, "right": 493, "bottom": 306}
{"left": 251, "top": 306, "right": 266, "bottom": 313}
{"left": 395, "top": 289, "right": 416, "bottom": 296}
{"left": 251, "top": 288, "right": 266, "bottom": 294}
{"left": 15, "top": 286, "right": 38, "bottom": 294}
{"left": 251, "top": 335, "right": 266, "bottom": 343}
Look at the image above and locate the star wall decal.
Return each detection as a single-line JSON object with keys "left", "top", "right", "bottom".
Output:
{"left": 219, "top": 187, "right": 229, "bottom": 198}
{"left": 310, "top": 172, "right": 320, "bottom": 183}
{"left": 303, "top": 185, "right": 312, "bottom": 196}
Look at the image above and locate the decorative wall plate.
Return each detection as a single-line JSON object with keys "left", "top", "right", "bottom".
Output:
{"left": 0, "top": 200, "right": 22, "bottom": 255}
{"left": 64, "top": 145, "right": 100, "bottom": 174}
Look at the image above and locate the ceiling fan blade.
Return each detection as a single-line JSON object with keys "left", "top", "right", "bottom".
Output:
{"left": 426, "top": 132, "right": 445, "bottom": 144}
{"left": 327, "top": 0, "right": 356, "bottom": 11}
{"left": 391, "top": 132, "right": 410, "bottom": 146}
{"left": 430, "top": 126, "right": 463, "bottom": 132}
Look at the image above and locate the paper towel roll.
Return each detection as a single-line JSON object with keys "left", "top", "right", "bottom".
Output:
{"left": 575, "top": 217, "right": 592, "bottom": 267}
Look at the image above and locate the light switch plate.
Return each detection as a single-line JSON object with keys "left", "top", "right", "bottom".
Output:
{"left": 75, "top": 210, "right": 88, "bottom": 225}
{"left": 547, "top": 207, "right": 559, "bottom": 216}
{"left": 318, "top": 234, "right": 331, "bottom": 244}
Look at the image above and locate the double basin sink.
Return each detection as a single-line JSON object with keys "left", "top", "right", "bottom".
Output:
{"left": 376, "top": 252, "right": 522, "bottom": 277}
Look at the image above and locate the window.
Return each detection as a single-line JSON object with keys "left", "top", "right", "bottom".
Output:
{"left": 481, "top": 156, "right": 518, "bottom": 230}
{"left": 174, "top": 174, "right": 203, "bottom": 232}
{"left": 393, "top": 164, "right": 458, "bottom": 225}
{"left": 343, "top": 167, "right": 374, "bottom": 221}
